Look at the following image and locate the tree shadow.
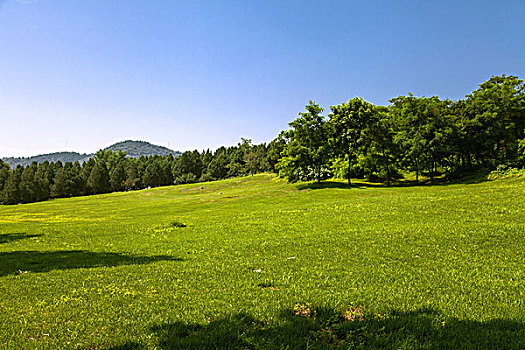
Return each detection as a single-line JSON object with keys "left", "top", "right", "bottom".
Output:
{"left": 296, "top": 174, "right": 491, "bottom": 191}
{"left": 296, "top": 181, "right": 353, "bottom": 190}
{"left": 0, "top": 250, "right": 181, "bottom": 277}
{"left": 296, "top": 180, "right": 405, "bottom": 190}
{"left": 109, "top": 306, "right": 525, "bottom": 349}
{"left": 0, "top": 232, "right": 44, "bottom": 244}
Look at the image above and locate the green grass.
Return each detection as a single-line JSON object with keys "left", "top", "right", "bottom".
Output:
{"left": 1, "top": 174, "right": 524, "bottom": 349}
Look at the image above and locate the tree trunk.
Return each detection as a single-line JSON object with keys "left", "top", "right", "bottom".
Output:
{"left": 415, "top": 159, "right": 419, "bottom": 184}
{"left": 346, "top": 151, "right": 352, "bottom": 186}
{"left": 386, "top": 154, "right": 391, "bottom": 187}
{"left": 430, "top": 160, "right": 435, "bottom": 185}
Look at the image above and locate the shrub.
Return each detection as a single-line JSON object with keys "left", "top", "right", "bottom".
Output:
{"left": 487, "top": 165, "right": 525, "bottom": 180}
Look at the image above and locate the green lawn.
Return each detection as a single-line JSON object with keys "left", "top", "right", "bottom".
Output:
{"left": 1, "top": 174, "right": 524, "bottom": 349}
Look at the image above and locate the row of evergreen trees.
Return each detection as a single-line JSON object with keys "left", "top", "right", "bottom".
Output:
{"left": 275, "top": 74, "right": 525, "bottom": 184}
{"left": 1, "top": 74, "right": 523, "bottom": 205}
{"left": 0, "top": 139, "right": 274, "bottom": 205}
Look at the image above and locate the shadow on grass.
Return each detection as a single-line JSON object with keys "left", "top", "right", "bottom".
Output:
{"left": 0, "top": 232, "right": 43, "bottom": 244}
{"left": 296, "top": 174, "right": 491, "bottom": 191}
{"left": 0, "top": 250, "right": 181, "bottom": 277}
{"left": 296, "top": 181, "right": 401, "bottom": 190}
{"left": 110, "top": 306, "right": 525, "bottom": 349}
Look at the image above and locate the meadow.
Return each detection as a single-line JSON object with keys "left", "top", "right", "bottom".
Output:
{"left": 1, "top": 174, "right": 524, "bottom": 349}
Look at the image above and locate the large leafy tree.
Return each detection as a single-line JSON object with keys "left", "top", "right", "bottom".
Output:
{"left": 463, "top": 74, "right": 525, "bottom": 167}
{"left": 266, "top": 131, "right": 288, "bottom": 173}
{"left": 244, "top": 143, "right": 266, "bottom": 176}
{"left": 278, "top": 101, "right": 330, "bottom": 183}
{"left": 362, "top": 106, "right": 400, "bottom": 186}
{"left": 328, "top": 97, "right": 376, "bottom": 185}
{"left": 390, "top": 95, "right": 452, "bottom": 184}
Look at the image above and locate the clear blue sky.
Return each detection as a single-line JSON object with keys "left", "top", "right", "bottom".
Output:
{"left": 1, "top": 0, "right": 524, "bottom": 157}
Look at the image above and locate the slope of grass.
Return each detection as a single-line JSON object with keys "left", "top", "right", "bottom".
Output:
{"left": 1, "top": 174, "right": 524, "bottom": 349}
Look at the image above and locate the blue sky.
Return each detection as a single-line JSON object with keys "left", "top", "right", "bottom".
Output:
{"left": 1, "top": 0, "right": 524, "bottom": 157}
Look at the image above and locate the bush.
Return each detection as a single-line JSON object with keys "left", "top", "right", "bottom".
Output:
{"left": 487, "top": 165, "right": 525, "bottom": 180}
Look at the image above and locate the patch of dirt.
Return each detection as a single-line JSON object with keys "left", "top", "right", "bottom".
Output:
{"left": 342, "top": 306, "right": 364, "bottom": 322}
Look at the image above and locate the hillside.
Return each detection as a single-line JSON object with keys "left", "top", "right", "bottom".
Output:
{"left": 1, "top": 140, "right": 180, "bottom": 168}
{"left": 105, "top": 140, "right": 180, "bottom": 158}
{"left": 1, "top": 174, "right": 524, "bottom": 348}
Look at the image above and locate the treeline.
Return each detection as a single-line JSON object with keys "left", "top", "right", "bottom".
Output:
{"left": 275, "top": 74, "right": 525, "bottom": 185}
{"left": 0, "top": 139, "right": 276, "bottom": 205}
{"left": 1, "top": 74, "right": 524, "bottom": 205}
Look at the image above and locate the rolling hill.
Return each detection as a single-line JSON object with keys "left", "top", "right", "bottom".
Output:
{"left": 1, "top": 174, "right": 524, "bottom": 348}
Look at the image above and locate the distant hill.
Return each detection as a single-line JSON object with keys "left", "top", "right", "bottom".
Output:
{"left": 105, "top": 140, "right": 180, "bottom": 158}
{"left": 1, "top": 140, "right": 180, "bottom": 168}
{"left": 1, "top": 152, "right": 92, "bottom": 169}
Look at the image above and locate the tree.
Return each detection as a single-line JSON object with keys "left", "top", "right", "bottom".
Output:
{"left": 207, "top": 148, "right": 229, "bottom": 180}
{"left": 390, "top": 95, "right": 451, "bottom": 184}
{"left": 173, "top": 151, "right": 203, "bottom": 183}
{"left": 87, "top": 160, "right": 111, "bottom": 194}
{"left": 244, "top": 144, "right": 265, "bottom": 176}
{"left": 124, "top": 159, "right": 141, "bottom": 190}
{"left": 464, "top": 75, "right": 525, "bottom": 167}
{"left": 2, "top": 165, "right": 23, "bottom": 204}
{"left": 19, "top": 164, "right": 37, "bottom": 203}
{"left": 266, "top": 131, "right": 288, "bottom": 173}
{"left": 33, "top": 162, "right": 51, "bottom": 202}
{"left": 328, "top": 97, "right": 376, "bottom": 185}
{"left": 51, "top": 161, "right": 83, "bottom": 197}
{"left": 109, "top": 160, "right": 127, "bottom": 192}
{"left": 143, "top": 157, "right": 164, "bottom": 187}
{"left": 363, "top": 106, "right": 400, "bottom": 186}
{"left": 278, "top": 101, "right": 330, "bottom": 183}
{"left": 0, "top": 160, "right": 11, "bottom": 193}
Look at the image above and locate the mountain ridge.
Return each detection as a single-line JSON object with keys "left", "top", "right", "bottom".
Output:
{"left": 1, "top": 140, "right": 181, "bottom": 168}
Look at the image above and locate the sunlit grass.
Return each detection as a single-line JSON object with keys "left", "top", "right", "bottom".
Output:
{"left": 1, "top": 174, "right": 524, "bottom": 349}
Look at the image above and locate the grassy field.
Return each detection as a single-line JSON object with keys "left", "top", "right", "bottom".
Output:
{"left": 1, "top": 174, "right": 524, "bottom": 349}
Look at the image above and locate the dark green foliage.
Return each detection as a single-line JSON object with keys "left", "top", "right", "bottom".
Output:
{"left": 207, "top": 148, "right": 229, "bottom": 180}
{"left": 109, "top": 161, "right": 127, "bottom": 192}
{"left": 87, "top": 160, "right": 111, "bottom": 194}
{"left": 51, "top": 162, "right": 82, "bottom": 198}
{"left": 2, "top": 166, "right": 22, "bottom": 204}
{"left": 172, "top": 150, "right": 204, "bottom": 182}
{"left": 0, "top": 160, "right": 10, "bottom": 192}
{"left": 329, "top": 97, "right": 376, "bottom": 184}
{"left": 266, "top": 132, "right": 288, "bottom": 173}
{"left": 1, "top": 144, "right": 272, "bottom": 205}
{"left": 33, "top": 162, "right": 50, "bottom": 202}
{"left": 275, "top": 74, "right": 525, "bottom": 185}
{"left": 124, "top": 159, "right": 141, "bottom": 190}
{"left": 143, "top": 157, "right": 165, "bottom": 188}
